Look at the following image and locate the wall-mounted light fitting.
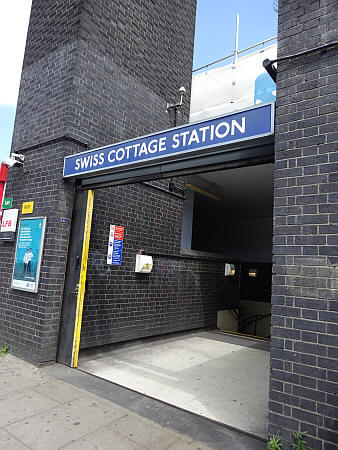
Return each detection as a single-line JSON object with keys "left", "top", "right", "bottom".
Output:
{"left": 248, "top": 268, "right": 258, "bottom": 277}
{"left": 135, "top": 254, "right": 153, "bottom": 273}
{"left": 225, "top": 263, "right": 235, "bottom": 276}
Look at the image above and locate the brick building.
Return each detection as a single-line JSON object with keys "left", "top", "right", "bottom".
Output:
{"left": 269, "top": 1, "right": 337, "bottom": 448}
{"left": 0, "top": 0, "right": 337, "bottom": 448}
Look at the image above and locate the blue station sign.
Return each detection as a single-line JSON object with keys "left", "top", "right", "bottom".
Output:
{"left": 63, "top": 103, "right": 274, "bottom": 178}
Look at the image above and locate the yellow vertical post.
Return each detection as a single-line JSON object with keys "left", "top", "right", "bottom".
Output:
{"left": 70, "top": 189, "right": 94, "bottom": 368}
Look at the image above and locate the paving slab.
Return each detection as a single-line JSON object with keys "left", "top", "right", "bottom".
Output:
{"left": 167, "top": 438, "right": 213, "bottom": 450}
{"left": 0, "top": 388, "right": 60, "bottom": 428}
{"left": 4, "top": 396, "right": 127, "bottom": 450}
{"left": 0, "top": 358, "right": 50, "bottom": 394}
{"left": 0, "top": 429, "right": 29, "bottom": 450}
{"left": 61, "top": 426, "right": 144, "bottom": 450}
{"left": 32, "top": 379, "right": 85, "bottom": 404}
{"left": 109, "top": 413, "right": 181, "bottom": 449}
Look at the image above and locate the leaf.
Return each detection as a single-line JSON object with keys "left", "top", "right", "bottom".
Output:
{"left": 0, "top": 344, "right": 8, "bottom": 356}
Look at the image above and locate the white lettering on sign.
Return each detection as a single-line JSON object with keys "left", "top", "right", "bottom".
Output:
{"left": 215, "top": 122, "right": 230, "bottom": 139}
{"left": 72, "top": 119, "right": 246, "bottom": 172}
{"left": 171, "top": 118, "right": 245, "bottom": 149}
{"left": 74, "top": 152, "right": 105, "bottom": 170}
{"left": 106, "top": 137, "right": 168, "bottom": 163}
{"left": 231, "top": 117, "right": 246, "bottom": 135}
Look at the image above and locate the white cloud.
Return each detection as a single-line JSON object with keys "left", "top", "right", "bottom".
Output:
{"left": 0, "top": 1, "right": 32, "bottom": 106}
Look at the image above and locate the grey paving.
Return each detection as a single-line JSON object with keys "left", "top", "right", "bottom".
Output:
{"left": 108, "top": 414, "right": 180, "bottom": 449}
{"left": 0, "top": 429, "right": 28, "bottom": 450}
{"left": 0, "top": 351, "right": 267, "bottom": 450}
{"left": 78, "top": 330, "right": 270, "bottom": 438}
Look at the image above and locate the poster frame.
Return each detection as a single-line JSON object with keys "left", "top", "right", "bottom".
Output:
{"left": 11, "top": 216, "right": 47, "bottom": 293}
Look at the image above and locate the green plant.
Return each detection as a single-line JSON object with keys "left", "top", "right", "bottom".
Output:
{"left": 292, "top": 431, "right": 308, "bottom": 450}
{"left": 0, "top": 344, "right": 8, "bottom": 356}
{"left": 267, "top": 436, "right": 283, "bottom": 450}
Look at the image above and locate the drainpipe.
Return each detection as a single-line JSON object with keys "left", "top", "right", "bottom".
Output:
{"left": 233, "top": 14, "right": 239, "bottom": 68}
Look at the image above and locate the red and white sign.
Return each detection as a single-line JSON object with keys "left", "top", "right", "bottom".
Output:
{"left": 113, "top": 226, "right": 124, "bottom": 240}
{"left": 0, "top": 209, "right": 19, "bottom": 232}
{"left": 107, "top": 225, "right": 124, "bottom": 265}
{"left": 0, "top": 163, "right": 9, "bottom": 225}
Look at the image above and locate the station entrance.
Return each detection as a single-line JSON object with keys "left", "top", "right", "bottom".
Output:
{"left": 185, "top": 163, "right": 273, "bottom": 340}
{"left": 57, "top": 104, "right": 274, "bottom": 439}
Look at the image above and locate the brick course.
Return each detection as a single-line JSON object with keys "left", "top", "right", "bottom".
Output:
{"left": 270, "top": 0, "right": 338, "bottom": 448}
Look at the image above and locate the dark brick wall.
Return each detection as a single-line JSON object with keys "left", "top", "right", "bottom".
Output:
{"left": 22, "top": 0, "right": 81, "bottom": 69}
{"left": 0, "top": 0, "right": 198, "bottom": 363}
{"left": 13, "top": 0, "right": 195, "bottom": 151}
{"left": 81, "top": 181, "right": 240, "bottom": 348}
{"left": 270, "top": 1, "right": 338, "bottom": 448}
{"left": 73, "top": 0, "right": 196, "bottom": 143}
{"left": 0, "top": 141, "right": 76, "bottom": 362}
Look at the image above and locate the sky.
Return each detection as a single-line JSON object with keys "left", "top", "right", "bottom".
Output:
{"left": 0, "top": 0, "right": 278, "bottom": 163}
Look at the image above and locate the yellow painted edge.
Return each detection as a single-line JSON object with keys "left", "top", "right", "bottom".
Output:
{"left": 71, "top": 190, "right": 94, "bottom": 367}
{"left": 218, "top": 328, "right": 270, "bottom": 342}
{"left": 186, "top": 184, "right": 222, "bottom": 201}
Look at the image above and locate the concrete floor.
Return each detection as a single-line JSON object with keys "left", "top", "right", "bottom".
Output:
{"left": 78, "top": 330, "right": 270, "bottom": 439}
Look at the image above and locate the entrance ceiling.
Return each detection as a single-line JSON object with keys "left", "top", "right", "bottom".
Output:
{"left": 187, "top": 163, "right": 274, "bottom": 220}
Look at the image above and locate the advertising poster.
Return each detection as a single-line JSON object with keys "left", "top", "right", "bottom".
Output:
{"left": 11, "top": 217, "right": 47, "bottom": 293}
{"left": 107, "top": 225, "right": 124, "bottom": 265}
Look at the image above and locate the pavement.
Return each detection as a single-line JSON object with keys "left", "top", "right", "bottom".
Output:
{"left": 0, "top": 352, "right": 267, "bottom": 450}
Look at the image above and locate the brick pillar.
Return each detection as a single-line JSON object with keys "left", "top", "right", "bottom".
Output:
{"left": 0, "top": 0, "right": 197, "bottom": 363}
{"left": 270, "top": 1, "right": 337, "bottom": 448}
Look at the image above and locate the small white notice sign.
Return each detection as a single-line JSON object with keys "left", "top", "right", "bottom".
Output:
{"left": 0, "top": 208, "right": 19, "bottom": 232}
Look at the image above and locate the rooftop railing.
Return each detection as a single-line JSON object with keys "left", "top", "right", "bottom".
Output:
{"left": 192, "top": 36, "right": 277, "bottom": 74}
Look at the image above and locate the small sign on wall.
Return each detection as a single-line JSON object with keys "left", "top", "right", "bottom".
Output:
{"left": 0, "top": 209, "right": 19, "bottom": 232}
{"left": 22, "top": 201, "right": 34, "bottom": 214}
{"left": 107, "top": 225, "right": 124, "bottom": 265}
{"left": 2, "top": 197, "right": 13, "bottom": 209}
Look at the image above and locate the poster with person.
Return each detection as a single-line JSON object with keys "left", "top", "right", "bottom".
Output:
{"left": 12, "top": 217, "right": 46, "bottom": 293}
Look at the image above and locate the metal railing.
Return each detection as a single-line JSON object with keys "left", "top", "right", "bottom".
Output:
{"left": 238, "top": 313, "right": 271, "bottom": 337}
{"left": 192, "top": 36, "right": 277, "bottom": 74}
